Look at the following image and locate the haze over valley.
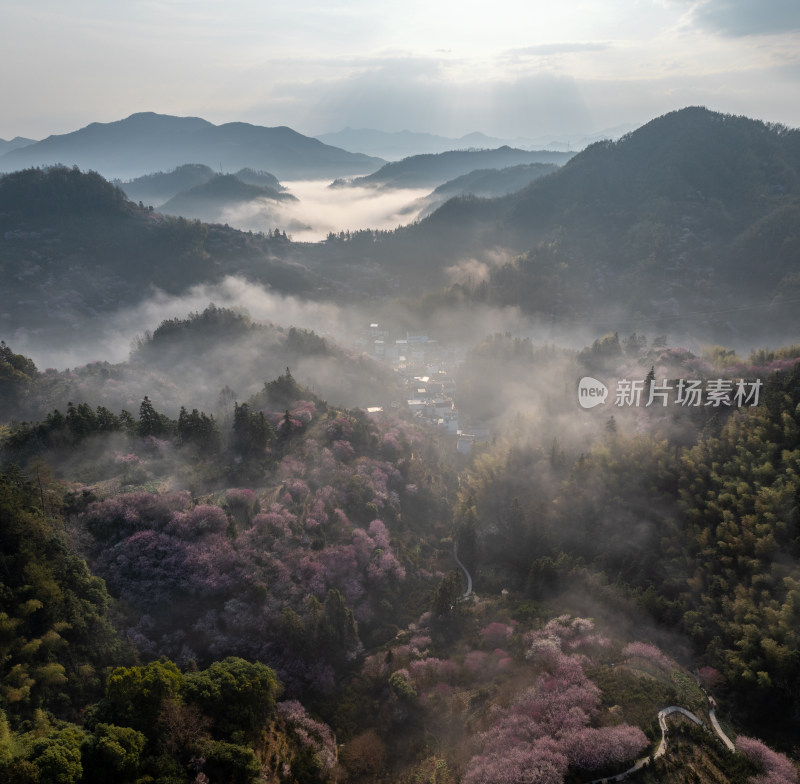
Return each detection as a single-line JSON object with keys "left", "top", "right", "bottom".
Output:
{"left": 2, "top": 3, "right": 800, "bottom": 783}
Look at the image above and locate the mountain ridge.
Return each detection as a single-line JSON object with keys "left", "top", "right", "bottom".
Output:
{"left": 334, "top": 145, "right": 573, "bottom": 189}
{"left": 158, "top": 173, "right": 296, "bottom": 224}
{"left": 0, "top": 112, "right": 385, "bottom": 180}
{"left": 0, "top": 135, "right": 37, "bottom": 156}
{"left": 407, "top": 106, "right": 800, "bottom": 338}
{"left": 316, "top": 124, "right": 635, "bottom": 159}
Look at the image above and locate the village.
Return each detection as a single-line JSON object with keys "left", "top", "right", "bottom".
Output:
{"left": 354, "top": 321, "right": 490, "bottom": 453}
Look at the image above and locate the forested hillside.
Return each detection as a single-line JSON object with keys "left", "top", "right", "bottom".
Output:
{"left": 453, "top": 336, "right": 800, "bottom": 742}
{"left": 0, "top": 167, "right": 328, "bottom": 355}
{"left": 2, "top": 326, "right": 800, "bottom": 782}
{"left": 402, "top": 108, "right": 800, "bottom": 339}
{"left": 116, "top": 165, "right": 288, "bottom": 208}
{"left": 159, "top": 174, "right": 296, "bottom": 225}
{"left": 338, "top": 146, "right": 571, "bottom": 189}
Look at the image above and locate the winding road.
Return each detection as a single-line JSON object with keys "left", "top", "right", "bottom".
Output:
{"left": 587, "top": 701, "right": 736, "bottom": 783}
{"left": 709, "top": 705, "right": 736, "bottom": 752}
{"left": 453, "top": 540, "right": 473, "bottom": 598}
{"left": 448, "top": 539, "right": 738, "bottom": 779}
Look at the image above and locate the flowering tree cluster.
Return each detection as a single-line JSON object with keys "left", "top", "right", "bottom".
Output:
{"left": 274, "top": 699, "right": 337, "bottom": 781}
{"left": 76, "top": 404, "right": 443, "bottom": 697}
{"left": 736, "top": 736, "right": 798, "bottom": 784}
{"left": 621, "top": 641, "right": 673, "bottom": 673}
{"left": 481, "top": 621, "right": 515, "bottom": 648}
{"left": 463, "top": 616, "right": 647, "bottom": 784}
{"left": 698, "top": 665, "right": 723, "bottom": 691}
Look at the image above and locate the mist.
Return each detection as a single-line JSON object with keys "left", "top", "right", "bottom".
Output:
{"left": 14, "top": 265, "right": 596, "bottom": 376}
{"left": 14, "top": 276, "right": 345, "bottom": 371}
{"left": 218, "top": 180, "right": 432, "bottom": 241}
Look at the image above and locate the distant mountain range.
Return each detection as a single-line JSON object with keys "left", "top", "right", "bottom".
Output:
{"left": 316, "top": 128, "right": 523, "bottom": 160}
{"left": 0, "top": 136, "right": 35, "bottom": 156}
{"left": 0, "top": 112, "right": 385, "bottom": 180}
{"left": 334, "top": 146, "right": 574, "bottom": 190}
{"left": 316, "top": 126, "right": 635, "bottom": 160}
{"left": 4, "top": 107, "right": 799, "bottom": 348}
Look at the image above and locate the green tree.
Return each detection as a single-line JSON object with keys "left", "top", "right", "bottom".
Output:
{"left": 99, "top": 660, "right": 184, "bottom": 734}
{"left": 183, "top": 657, "right": 280, "bottom": 741}
{"left": 202, "top": 741, "right": 260, "bottom": 784}
{"left": 431, "top": 572, "right": 463, "bottom": 618}
{"left": 81, "top": 723, "right": 146, "bottom": 783}
{"left": 232, "top": 402, "right": 274, "bottom": 456}
{"left": 388, "top": 671, "right": 417, "bottom": 702}
{"left": 0, "top": 341, "right": 38, "bottom": 419}
{"left": 28, "top": 725, "right": 86, "bottom": 784}
{"left": 0, "top": 469, "right": 125, "bottom": 719}
{"left": 138, "top": 396, "right": 169, "bottom": 438}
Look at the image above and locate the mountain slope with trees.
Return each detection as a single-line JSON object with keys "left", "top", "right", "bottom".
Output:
{"left": 2, "top": 337, "right": 799, "bottom": 782}
{"left": 116, "top": 165, "right": 288, "bottom": 208}
{"left": 158, "top": 174, "right": 296, "bottom": 224}
{"left": 0, "top": 167, "right": 327, "bottom": 355}
{"left": 391, "top": 107, "right": 800, "bottom": 339}
{"left": 414, "top": 162, "right": 559, "bottom": 217}
{"left": 336, "top": 146, "right": 572, "bottom": 189}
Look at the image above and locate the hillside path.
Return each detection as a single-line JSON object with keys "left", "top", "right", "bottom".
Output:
{"left": 452, "top": 541, "right": 473, "bottom": 598}
{"left": 587, "top": 701, "right": 734, "bottom": 783}
{"left": 709, "top": 706, "right": 735, "bottom": 751}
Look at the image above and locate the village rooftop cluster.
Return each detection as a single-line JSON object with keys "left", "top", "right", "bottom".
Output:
{"left": 356, "top": 322, "right": 489, "bottom": 453}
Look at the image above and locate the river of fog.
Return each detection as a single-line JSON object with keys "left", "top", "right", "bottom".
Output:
{"left": 219, "top": 180, "right": 430, "bottom": 241}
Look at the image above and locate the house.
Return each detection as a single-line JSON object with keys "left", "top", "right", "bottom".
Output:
{"left": 457, "top": 433, "right": 475, "bottom": 454}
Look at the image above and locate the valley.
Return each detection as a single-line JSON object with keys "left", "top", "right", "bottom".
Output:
{"left": 1, "top": 104, "right": 799, "bottom": 784}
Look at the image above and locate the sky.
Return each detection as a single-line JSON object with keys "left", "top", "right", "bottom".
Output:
{"left": 2, "top": 0, "right": 800, "bottom": 142}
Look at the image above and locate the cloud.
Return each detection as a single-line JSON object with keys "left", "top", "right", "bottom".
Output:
{"left": 262, "top": 59, "right": 595, "bottom": 138}
{"left": 14, "top": 276, "right": 348, "bottom": 370}
{"left": 505, "top": 42, "right": 611, "bottom": 56}
{"left": 444, "top": 258, "right": 492, "bottom": 286}
{"left": 215, "top": 181, "right": 431, "bottom": 242}
{"left": 687, "top": 0, "right": 800, "bottom": 37}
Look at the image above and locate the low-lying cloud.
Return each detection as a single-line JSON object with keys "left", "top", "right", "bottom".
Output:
{"left": 218, "top": 180, "right": 431, "bottom": 241}
{"left": 18, "top": 277, "right": 347, "bottom": 371}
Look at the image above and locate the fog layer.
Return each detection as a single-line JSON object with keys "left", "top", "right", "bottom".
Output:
{"left": 221, "top": 180, "right": 431, "bottom": 241}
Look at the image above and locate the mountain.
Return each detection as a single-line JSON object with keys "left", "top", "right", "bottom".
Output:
{"left": 158, "top": 173, "right": 296, "bottom": 224}
{"left": 0, "top": 135, "right": 36, "bottom": 155}
{"left": 0, "top": 166, "right": 328, "bottom": 360}
{"left": 126, "top": 307, "right": 400, "bottom": 411}
{"left": 414, "top": 161, "right": 559, "bottom": 218}
{"left": 316, "top": 127, "right": 517, "bottom": 160}
{"left": 5, "top": 108, "right": 800, "bottom": 355}
{"left": 312, "top": 108, "right": 800, "bottom": 343}
{"left": 316, "top": 125, "right": 635, "bottom": 159}
{"left": 115, "top": 163, "right": 218, "bottom": 206}
{"left": 234, "top": 167, "right": 285, "bottom": 191}
{"left": 116, "top": 164, "right": 289, "bottom": 208}
{"left": 0, "top": 112, "right": 385, "bottom": 180}
{"left": 495, "top": 107, "right": 800, "bottom": 313}
{"left": 1, "top": 305, "right": 400, "bottom": 421}
{"left": 333, "top": 146, "right": 573, "bottom": 189}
